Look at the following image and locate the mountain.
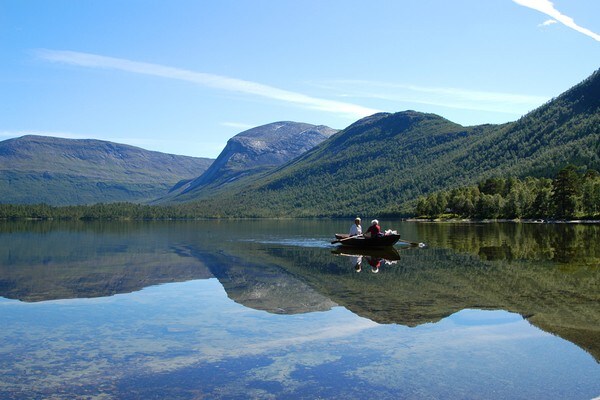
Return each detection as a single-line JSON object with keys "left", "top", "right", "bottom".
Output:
{"left": 165, "top": 121, "right": 338, "bottom": 201}
{"left": 169, "top": 68, "right": 600, "bottom": 217}
{"left": 453, "top": 68, "right": 600, "bottom": 179}
{"left": 167, "top": 111, "right": 483, "bottom": 216}
{"left": 0, "top": 135, "right": 213, "bottom": 205}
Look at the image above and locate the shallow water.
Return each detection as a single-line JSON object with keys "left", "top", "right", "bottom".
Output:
{"left": 0, "top": 220, "right": 599, "bottom": 399}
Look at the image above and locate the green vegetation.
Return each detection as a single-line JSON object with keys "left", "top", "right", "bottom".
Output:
{"left": 161, "top": 68, "right": 599, "bottom": 218}
{"left": 165, "top": 111, "right": 491, "bottom": 217}
{"left": 0, "top": 202, "right": 193, "bottom": 221}
{"left": 2, "top": 166, "right": 598, "bottom": 222}
{"left": 0, "top": 135, "right": 212, "bottom": 205}
{"left": 414, "top": 166, "right": 600, "bottom": 220}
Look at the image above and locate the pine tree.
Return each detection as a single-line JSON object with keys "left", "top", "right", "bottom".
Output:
{"left": 551, "top": 165, "right": 581, "bottom": 219}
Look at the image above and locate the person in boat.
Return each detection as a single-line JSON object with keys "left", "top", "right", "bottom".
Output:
{"left": 349, "top": 217, "right": 362, "bottom": 237}
{"left": 364, "top": 219, "right": 382, "bottom": 238}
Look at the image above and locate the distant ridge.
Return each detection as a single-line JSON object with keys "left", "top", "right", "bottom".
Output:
{"left": 166, "top": 121, "right": 338, "bottom": 201}
{"left": 0, "top": 135, "right": 213, "bottom": 205}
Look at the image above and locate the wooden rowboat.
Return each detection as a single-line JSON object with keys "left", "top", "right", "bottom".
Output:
{"left": 333, "top": 233, "right": 401, "bottom": 247}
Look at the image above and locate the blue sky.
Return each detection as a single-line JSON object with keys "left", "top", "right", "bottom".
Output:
{"left": 1, "top": 0, "right": 599, "bottom": 158}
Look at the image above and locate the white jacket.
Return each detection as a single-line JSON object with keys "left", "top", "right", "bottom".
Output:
{"left": 349, "top": 224, "right": 362, "bottom": 236}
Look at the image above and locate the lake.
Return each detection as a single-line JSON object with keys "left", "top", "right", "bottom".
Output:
{"left": 0, "top": 220, "right": 599, "bottom": 399}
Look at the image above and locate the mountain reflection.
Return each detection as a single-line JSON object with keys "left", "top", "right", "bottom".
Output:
{"left": 0, "top": 220, "right": 598, "bottom": 362}
{"left": 0, "top": 221, "right": 212, "bottom": 302}
{"left": 254, "top": 232, "right": 600, "bottom": 363}
{"left": 185, "top": 246, "right": 337, "bottom": 314}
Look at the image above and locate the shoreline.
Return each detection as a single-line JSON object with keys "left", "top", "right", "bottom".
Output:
{"left": 404, "top": 218, "right": 600, "bottom": 224}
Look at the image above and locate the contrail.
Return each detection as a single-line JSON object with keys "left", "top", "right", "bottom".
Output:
{"left": 513, "top": 0, "right": 600, "bottom": 42}
{"left": 35, "top": 49, "right": 381, "bottom": 119}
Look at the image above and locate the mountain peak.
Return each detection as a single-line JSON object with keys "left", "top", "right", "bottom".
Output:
{"left": 343, "top": 110, "right": 450, "bottom": 132}
{"left": 173, "top": 121, "right": 338, "bottom": 197}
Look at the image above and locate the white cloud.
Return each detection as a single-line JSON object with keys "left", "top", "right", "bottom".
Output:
{"left": 313, "top": 80, "right": 549, "bottom": 116}
{"left": 512, "top": 0, "right": 600, "bottom": 42}
{"left": 35, "top": 49, "right": 381, "bottom": 120}
{"left": 539, "top": 19, "right": 557, "bottom": 27}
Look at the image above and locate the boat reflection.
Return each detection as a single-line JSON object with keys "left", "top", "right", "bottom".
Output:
{"left": 332, "top": 246, "right": 401, "bottom": 260}
{"left": 332, "top": 246, "right": 401, "bottom": 273}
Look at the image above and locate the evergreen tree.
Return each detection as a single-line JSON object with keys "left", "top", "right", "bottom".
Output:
{"left": 551, "top": 165, "right": 581, "bottom": 219}
{"left": 416, "top": 197, "right": 428, "bottom": 217}
{"left": 530, "top": 181, "right": 553, "bottom": 218}
{"left": 581, "top": 170, "right": 600, "bottom": 217}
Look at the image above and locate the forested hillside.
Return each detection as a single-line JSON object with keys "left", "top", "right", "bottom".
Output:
{"left": 455, "top": 68, "right": 600, "bottom": 179}
{"left": 162, "top": 68, "right": 599, "bottom": 218}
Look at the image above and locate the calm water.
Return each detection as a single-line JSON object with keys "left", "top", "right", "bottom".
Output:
{"left": 0, "top": 220, "right": 599, "bottom": 399}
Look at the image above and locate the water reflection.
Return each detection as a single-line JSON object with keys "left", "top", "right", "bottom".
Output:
{"left": 411, "top": 222, "right": 600, "bottom": 263}
{"left": 332, "top": 246, "right": 400, "bottom": 273}
{"left": 0, "top": 221, "right": 212, "bottom": 302}
{"left": 186, "top": 245, "right": 337, "bottom": 314}
{"left": 331, "top": 246, "right": 401, "bottom": 260}
{"left": 261, "top": 242, "right": 600, "bottom": 363}
{"left": 0, "top": 220, "right": 599, "bottom": 398}
{"left": 3, "top": 220, "right": 596, "bottom": 360}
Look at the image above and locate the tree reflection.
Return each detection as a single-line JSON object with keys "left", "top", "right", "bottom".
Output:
{"left": 1, "top": 220, "right": 598, "bottom": 362}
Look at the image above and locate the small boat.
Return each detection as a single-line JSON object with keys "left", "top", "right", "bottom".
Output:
{"left": 333, "top": 233, "right": 401, "bottom": 247}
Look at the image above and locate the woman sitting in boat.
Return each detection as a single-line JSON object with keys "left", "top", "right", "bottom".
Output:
{"left": 364, "top": 219, "right": 383, "bottom": 238}
{"left": 349, "top": 217, "right": 362, "bottom": 236}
